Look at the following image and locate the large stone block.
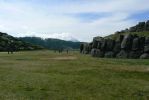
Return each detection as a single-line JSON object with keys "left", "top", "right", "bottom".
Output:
{"left": 129, "top": 51, "right": 141, "bottom": 59}
{"left": 116, "top": 50, "right": 128, "bottom": 59}
{"left": 121, "top": 34, "right": 133, "bottom": 51}
{"left": 92, "top": 37, "right": 103, "bottom": 49}
{"left": 144, "top": 37, "right": 149, "bottom": 53}
{"left": 106, "top": 39, "right": 115, "bottom": 51}
{"left": 113, "top": 41, "right": 121, "bottom": 55}
{"left": 132, "top": 37, "right": 139, "bottom": 51}
{"left": 91, "top": 49, "right": 105, "bottom": 57}
{"left": 140, "top": 53, "right": 149, "bottom": 59}
{"left": 104, "top": 51, "right": 114, "bottom": 58}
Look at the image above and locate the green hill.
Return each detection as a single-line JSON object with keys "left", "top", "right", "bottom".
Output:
{"left": 106, "top": 20, "right": 149, "bottom": 39}
{"left": 0, "top": 32, "right": 44, "bottom": 51}
{"left": 19, "top": 37, "right": 81, "bottom": 50}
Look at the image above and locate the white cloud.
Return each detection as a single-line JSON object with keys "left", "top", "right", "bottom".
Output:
{"left": 0, "top": 0, "right": 149, "bottom": 42}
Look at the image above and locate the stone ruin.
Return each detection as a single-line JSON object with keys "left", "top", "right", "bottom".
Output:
{"left": 80, "top": 34, "right": 149, "bottom": 59}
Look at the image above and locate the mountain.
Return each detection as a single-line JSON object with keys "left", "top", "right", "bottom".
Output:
{"left": 19, "top": 37, "right": 81, "bottom": 50}
{"left": 68, "top": 37, "right": 80, "bottom": 42}
{"left": 106, "top": 20, "right": 149, "bottom": 39}
{"left": 0, "top": 32, "right": 44, "bottom": 51}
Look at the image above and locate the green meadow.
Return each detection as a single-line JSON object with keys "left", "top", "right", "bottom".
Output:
{"left": 0, "top": 50, "right": 149, "bottom": 100}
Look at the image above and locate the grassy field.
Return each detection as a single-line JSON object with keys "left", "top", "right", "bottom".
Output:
{"left": 0, "top": 50, "right": 149, "bottom": 100}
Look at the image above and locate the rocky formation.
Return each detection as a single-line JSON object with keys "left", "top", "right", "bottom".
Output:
{"left": 80, "top": 20, "right": 149, "bottom": 59}
{"left": 118, "top": 20, "right": 149, "bottom": 33}
{"left": 80, "top": 34, "right": 149, "bottom": 59}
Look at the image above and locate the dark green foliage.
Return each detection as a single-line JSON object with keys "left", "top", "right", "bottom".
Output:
{"left": 136, "top": 22, "right": 146, "bottom": 32}
{"left": 19, "top": 37, "right": 81, "bottom": 50}
{"left": 0, "top": 32, "right": 44, "bottom": 51}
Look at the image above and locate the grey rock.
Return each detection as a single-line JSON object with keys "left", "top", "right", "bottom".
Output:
{"left": 140, "top": 53, "right": 149, "bottom": 59}
{"left": 132, "top": 37, "right": 139, "bottom": 51}
{"left": 104, "top": 51, "right": 114, "bottom": 58}
{"left": 106, "top": 39, "right": 115, "bottom": 51}
{"left": 121, "top": 34, "right": 133, "bottom": 51}
{"left": 129, "top": 51, "right": 141, "bottom": 59}
{"left": 116, "top": 50, "right": 128, "bottom": 59}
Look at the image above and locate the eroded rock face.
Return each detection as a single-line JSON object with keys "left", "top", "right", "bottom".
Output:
{"left": 121, "top": 34, "right": 133, "bottom": 51}
{"left": 81, "top": 34, "right": 149, "bottom": 59}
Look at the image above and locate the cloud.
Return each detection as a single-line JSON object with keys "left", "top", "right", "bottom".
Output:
{"left": 0, "top": 0, "right": 149, "bottom": 42}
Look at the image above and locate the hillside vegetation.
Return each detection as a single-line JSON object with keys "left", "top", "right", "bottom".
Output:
{"left": 19, "top": 37, "right": 81, "bottom": 50}
{"left": 0, "top": 32, "right": 44, "bottom": 51}
{"left": 106, "top": 20, "right": 149, "bottom": 39}
{"left": 0, "top": 51, "right": 149, "bottom": 99}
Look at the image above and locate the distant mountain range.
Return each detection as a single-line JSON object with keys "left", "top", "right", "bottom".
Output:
{"left": 19, "top": 37, "right": 81, "bottom": 50}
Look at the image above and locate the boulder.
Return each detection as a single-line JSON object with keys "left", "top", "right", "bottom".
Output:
{"left": 91, "top": 49, "right": 97, "bottom": 57}
{"left": 139, "top": 37, "right": 145, "bottom": 51}
{"left": 116, "top": 50, "right": 128, "bottom": 59}
{"left": 97, "top": 42, "right": 102, "bottom": 49}
{"left": 136, "top": 22, "right": 146, "bottom": 32}
{"left": 83, "top": 43, "right": 90, "bottom": 54}
{"left": 120, "top": 35, "right": 124, "bottom": 43}
{"left": 113, "top": 41, "right": 121, "bottom": 55}
{"left": 129, "top": 26, "right": 137, "bottom": 32}
{"left": 121, "top": 34, "right": 133, "bottom": 51}
{"left": 104, "top": 51, "right": 114, "bottom": 58}
{"left": 129, "top": 51, "right": 141, "bottom": 59}
{"left": 132, "top": 37, "right": 139, "bottom": 51}
{"left": 80, "top": 43, "right": 84, "bottom": 53}
{"left": 145, "top": 20, "right": 149, "bottom": 31}
{"left": 100, "top": 39, "right": 107, "bottom": 51}
{"left": 91, "top": 49, "right": 104, "bottom": 57}
{"left": 92, "top": 37, "right": 103, "bottom": 49}
{"left": 106, "top": 39, "right": 115, "bottom": 51}
{"left": 140, "top": 53, "right": 149, "bottom": 59}
{"left": 144, "top": 37, "right": 149, "bottom": 53}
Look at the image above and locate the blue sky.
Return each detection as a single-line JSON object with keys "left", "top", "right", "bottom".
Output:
{"left": 0, "top": 0, "right": 149, "bottom": 42}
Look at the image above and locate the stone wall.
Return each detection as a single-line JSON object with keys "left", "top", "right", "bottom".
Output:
{"left": 80, "top": 34, "right": 149, "bottom": 59}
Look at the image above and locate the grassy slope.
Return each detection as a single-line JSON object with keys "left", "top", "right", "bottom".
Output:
{"left": 0, "top": 51, "right": 149, "bottom": 100}
{"left": 106, "top": 31, "right": 149, "bottom": 40}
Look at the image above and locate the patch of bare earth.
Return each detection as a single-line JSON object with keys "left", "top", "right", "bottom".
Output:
{"left": 41, "top": 56, "right": 77, "bottom": 60}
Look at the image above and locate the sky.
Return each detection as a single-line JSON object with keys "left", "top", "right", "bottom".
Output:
{"left": 0, "top": 0, "right": 149, "bottom": 42}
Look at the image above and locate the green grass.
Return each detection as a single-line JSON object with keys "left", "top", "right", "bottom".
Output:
{"left": 106, "top": 31, "right": 149, "bottom": 40}
{"left": 0, "top": 50, "right": 149, "bottom": 100}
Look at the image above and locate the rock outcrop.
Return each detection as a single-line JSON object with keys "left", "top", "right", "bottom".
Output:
{"left": 80, "top": 34, "right": 149, "bottom": 59}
